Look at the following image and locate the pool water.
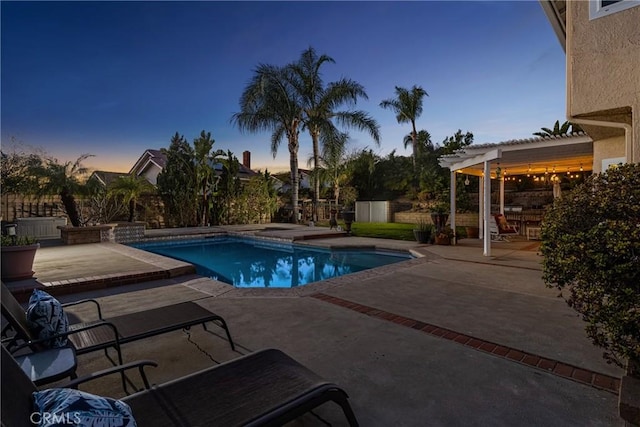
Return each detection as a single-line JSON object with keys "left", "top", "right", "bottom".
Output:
{"left": 132, "top": 237, "right": 411, "bottom": 288}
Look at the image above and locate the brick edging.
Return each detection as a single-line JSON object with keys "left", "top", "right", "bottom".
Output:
{"left": 311, "top": 293, "right": 620, "bottom": 395}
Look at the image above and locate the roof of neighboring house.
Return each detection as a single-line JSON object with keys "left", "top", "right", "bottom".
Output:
{"left": 129, "top": 149, "right": 167, "bottom": 176}
{"left": 88, "top": 170, "right": 128, "bottom": 187}
{"left": 129, "top": 148, "right": 258, "bottom": 182}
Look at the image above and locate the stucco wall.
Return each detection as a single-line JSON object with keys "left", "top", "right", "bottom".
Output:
{"left": 566, "top": 1, "right": 639, "bottom": 162}
{"left": 567, "top": 2, "right": 639, "bottom": 116}
{"left": 593, "top": 136, "right": 625, "bottom": 173}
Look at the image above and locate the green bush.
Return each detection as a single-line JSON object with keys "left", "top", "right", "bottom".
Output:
{"left": 540, "top": 163, "right": 640, "bottom": 367}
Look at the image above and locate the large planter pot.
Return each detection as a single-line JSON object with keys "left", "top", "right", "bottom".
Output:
{"left": 343, "top": 211, "right": 355, "bottom": 235}
{"left": 434, "top": 235, "right": 451, "bottom": 245}
{"left": 413, "top": 230, "right": 432, "bottom": 244}
{"left": 465, "top": 226, "right": 480, "bottom": 239}
{"left": 619, "top": 359, "right": 640, "bottom": 426}
{"left": 1, "top": 243, "right": 40, "bottom": 281}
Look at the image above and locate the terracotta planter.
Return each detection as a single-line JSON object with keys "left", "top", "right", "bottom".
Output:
{"left": 435, "top": 236, "right": 451, "bottom": 245}
{"left": 1, "top": 243, "right": 39, "bottom": 281}
{"left": 465, "top": 226, "right": 480, "bottom": 239}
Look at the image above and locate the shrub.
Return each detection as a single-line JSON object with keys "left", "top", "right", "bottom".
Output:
{"left": 540, "top": 163, "right": 640, "bottom": 367}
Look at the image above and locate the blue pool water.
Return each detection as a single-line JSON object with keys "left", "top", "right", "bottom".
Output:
{"left": 132, "top": 237, "right": 411, "bottom": 288}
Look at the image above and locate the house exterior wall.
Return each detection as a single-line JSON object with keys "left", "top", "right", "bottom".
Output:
{"left": 566, "top": 1, "right": 640, "bottom": 163}
{"left": 593, "top": 135, "right": 626, "bottom": 173}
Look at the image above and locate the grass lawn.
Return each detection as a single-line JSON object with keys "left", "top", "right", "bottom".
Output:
{"left": 315, "top": 221, "right": 417, "bottom": 241}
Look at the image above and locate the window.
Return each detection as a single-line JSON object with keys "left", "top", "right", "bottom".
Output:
{"left": 590, "top": 0, "right": 640, "bottom": 20}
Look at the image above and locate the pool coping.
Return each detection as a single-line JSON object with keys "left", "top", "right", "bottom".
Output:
{"left": 15, "top": 231, "right": 428, "bottom": 301}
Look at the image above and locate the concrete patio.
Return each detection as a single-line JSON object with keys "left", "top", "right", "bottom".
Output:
{"left": 4, "top": 225, "right": 624, "bottom": 426}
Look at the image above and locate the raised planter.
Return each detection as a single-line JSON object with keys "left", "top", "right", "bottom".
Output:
{"left": 1, "top": 243, "right": 40, "bottom": 281}
{"left": 620, "top": 361, "right": 640, "bottom": 426}
{"left": 57, "top": 225, "right": 112, "bottom": 245}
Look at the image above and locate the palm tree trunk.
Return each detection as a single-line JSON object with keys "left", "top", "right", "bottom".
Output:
{"left": 60, "top": 187, "right": 81, "bottom": 227}
{"left": 128, "top": 199, "right": 135, "bottom": 222}
{"left": 311, "top": 129, "right": 321, "bottom": 222}
{"left": 411, "top": 120, "right": 418, "bottom": 170}
{"left": 289, "top": 135, "right": 300, "bottom": 224}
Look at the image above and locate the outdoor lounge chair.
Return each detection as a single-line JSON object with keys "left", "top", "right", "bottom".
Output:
{"left": 1, "top": 345, "right": 360, "bottom": 426}
{"left": 1, "top": 282, "right": 235, "bottom": 369}
{"left": 490, "top": 214, "right": 519, "bottom": 241}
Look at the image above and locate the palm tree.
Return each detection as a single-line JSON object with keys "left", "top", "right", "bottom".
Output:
{"left": 312, "top": 132, "right": 350, "bottom": 206}
{"left": 291, "top": 47, "right": 380, "bottom": 220}
{"left": 108, "top": 174, "right": 155, "bottom": 223}
{"left": 193, "top": 130, "right": 224, "bottom": 226}
{"left": 37, "top": 154, "right": 93, "bottom": 227}
{"left": 533, "top": 120, "right": 583, "bottom": 137}
{"left": 380, "top": 85, "right": 428, "bottom": 169}
{"left": 232, "top": 64, "right": 304, "bottom": 223}
{"left": 403, "top": 129, "right": 433, "bottom": 157}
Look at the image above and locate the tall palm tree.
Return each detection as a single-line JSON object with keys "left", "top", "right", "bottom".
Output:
{"left": 291, "top": 47, "right": 380, "bottom": 220}
{"left": 193, "top": 130, "right": 224, "bottom": 226}
{"left": 232, "top": 64, "right": 304, "bottom": 223}
{"left": 380, "top": 85, "right": 428, "bottom": 169}
{"left": 37, "top": 154, "right": 93, "bottom": 227}
{"left": 108, "top": 174, "right": 155, "bottom": 223}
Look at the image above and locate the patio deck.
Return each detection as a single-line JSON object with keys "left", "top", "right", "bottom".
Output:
{"left": 3, "top": 225, "right": 624, "bottom": 426}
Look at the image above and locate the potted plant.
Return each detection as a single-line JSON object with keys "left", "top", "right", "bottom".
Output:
{"left": 430, "top": 201, "right": 449, "bottom": 235}
{"left": 434, "top": 226, "right": 454, "bottom": 245}
{"left": 1, "top": 234, "right": 40, "bottom": 281}
{"left": 413, "top": 219, "right": 433, "bottom": 244}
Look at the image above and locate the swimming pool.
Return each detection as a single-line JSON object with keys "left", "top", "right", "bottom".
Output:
{"left": 132, "top": 237, "right": 411, "bottom": 288}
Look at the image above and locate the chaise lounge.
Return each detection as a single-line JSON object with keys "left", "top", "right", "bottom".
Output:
{"left": 1, "top": 282, "right": 235, "bottom": 369}
{"left": 1, "top": 345, "right": 360, "bottom": 426}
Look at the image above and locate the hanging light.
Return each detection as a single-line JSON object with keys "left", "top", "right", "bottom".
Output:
{"left": 464, "top": 175, "right": 470, "bottom": 186}
{"left": 580, "top": 163, "right": 584, "bottom": 172}
{"left": 495, "top": 163, "right": 501, "bottom": 179}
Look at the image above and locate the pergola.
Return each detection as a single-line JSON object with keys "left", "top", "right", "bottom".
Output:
{"left": 438, "top": 132, "right": 593, "bottom": 256}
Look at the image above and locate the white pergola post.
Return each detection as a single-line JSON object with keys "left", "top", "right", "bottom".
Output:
{"left": 478, "top": 175, "right": 484, "bottom": 238}
{"left": 450, "top": 170, "right": 456, "bottom": 245}
{"left": 483, "top": 161, "right": 492, "bottom": 256}
{"left": 499, "top": 176, "right": 505, "bottom": 214}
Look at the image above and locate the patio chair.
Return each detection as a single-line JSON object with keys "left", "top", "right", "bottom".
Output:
{"left": 490, "top": 214, "right": 519, "bottom": 241}
{"left": 1, "top": 345, "right": 360, "bottom": 426}
{"left": 1, "top": 282, "right": 235, "bottom": 369}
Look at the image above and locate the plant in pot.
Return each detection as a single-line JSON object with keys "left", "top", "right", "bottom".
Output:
{"left": 430, "top": 201, "right": 449, "bottom": 235}
{"left": 340, "top": 186, "right": 358, "bottom": 236}
{"left": 413, "top": 219, "right": 433, "bottom": 244}
{"left": 1, "top": 233, "right": 39, "bottom": 281}
{"left": 434, "top": 226, "right": 454, "bottom": 245}
{"left": 540, "top": 163, "right": 639, "bottom": 425}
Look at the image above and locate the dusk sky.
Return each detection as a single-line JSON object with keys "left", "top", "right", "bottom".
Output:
{"left": 1, "top": 1, "right": 566, "bottom": 174}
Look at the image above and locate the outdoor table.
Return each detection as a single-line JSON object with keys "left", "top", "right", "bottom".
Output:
{"left": 15, "top": 346, "right": 77, "bottom": 386}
